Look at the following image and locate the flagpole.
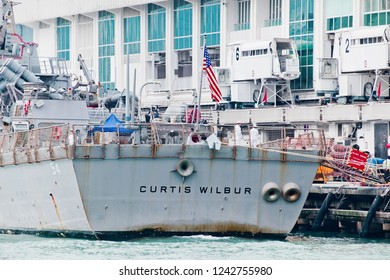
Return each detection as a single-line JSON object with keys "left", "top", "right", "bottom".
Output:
{"left": 196, "top": 35, "right": 206, "bottom": 129}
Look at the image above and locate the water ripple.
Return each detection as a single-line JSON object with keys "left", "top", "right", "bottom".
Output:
{"left": 1, "top": 233, "right": 390, "bottom": 260}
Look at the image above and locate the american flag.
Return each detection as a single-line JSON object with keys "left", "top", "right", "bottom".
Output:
{"left": 203, "top": 45, "right": 223, "bottom": 103}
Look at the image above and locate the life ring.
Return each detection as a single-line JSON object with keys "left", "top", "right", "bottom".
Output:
{"left": 262, "top": 182, "right": 281, "bottom": 202}
{"left": 282, "top": 183, "right": 301, "bottom": 202}
{"left": 176, "top": 159, "right": 194, "bottom": 177}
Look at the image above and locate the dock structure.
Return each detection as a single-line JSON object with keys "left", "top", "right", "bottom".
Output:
{"left": 296, "top": 183, "right": 390, "bottom": 238}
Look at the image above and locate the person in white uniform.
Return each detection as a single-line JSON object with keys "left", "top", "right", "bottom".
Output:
{"left": 250, "top": 124, "right": 259, "bottom": 147}
{"left": 234, "top": 121, "right": 242, "bottom": 145}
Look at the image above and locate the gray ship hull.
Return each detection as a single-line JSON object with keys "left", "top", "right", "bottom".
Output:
{"left": 0, "top": 142, "right": 321, "bottom": 240}
{"left": 0, "top": 159, "right": 94, "bottom": 237}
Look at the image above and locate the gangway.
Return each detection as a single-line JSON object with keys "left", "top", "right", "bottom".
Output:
{"left": 217, "top": 38, "right": 300, "bottom": 107}
{"left": 334, "top": 25, "right": 390, "bottom": 101}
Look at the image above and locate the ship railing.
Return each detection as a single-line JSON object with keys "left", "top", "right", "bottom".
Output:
{"left": 0, "top": 123, "right": 327, "bottom": 166}
{"left": 38, "top": 57, "right": 69, "bottom": 76}
{"left": 0, "top": 124, "right": 69, "bottom": 166}
{"left": 73, "top": 122, "right": 327, "bottom": 152}
{"left": 87, "top": 107, "right": 110, "bottom": 125}
{"left": 73, "top": 122, "right": 214, "bottom": 146}
{"left": 0, "top": 56, "right": 70, "bottom": 76}
{"left": 228, "top": 125, "right": 327, "bottom": 151}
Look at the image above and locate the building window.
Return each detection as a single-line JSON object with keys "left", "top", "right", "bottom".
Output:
{"left": 289, "top": 0, "right": 314, "bottom": 90}
{"left": 265, "top": 0, "right": 282, "bottom": 27}
{"left": 364, "top": 0, "right": 390, "bottom": 26}
{"left": 235, "top": 0, "right": 251, "bottom": 31}
{"left": 326, "top": 0, "right": 353, "bottom": 31}
{"left": 156, "top": 65, "right": 166, "bottom": 79}
{"left": 16, "top": 24, "right": 33, "bottom": 42}
{"left": 207, "top": 49, "right": 220, "bottom": 67}
{"left": 98, "top": 11, "right": 115, "bottom": 91}
{"left": 77, "top": 15, "right": 94, "bottom": 73}
{"left": 327, "top": 16, "right": 353, "bottom": 31}
{"left": 201, "top": 0, "right": 220, "bottom": 46}
{"left": 355, "top": 36, "right": 383, "bottom": 45}
{"left": 174, "top": 0, "right": 193, "bottom": 50}
{"left": 177, "top": 50, "right": 192, "bottom": 77}
{"left": 242, "top": 49, "right": 268, "bottom": 57}
{"left": 148, "top": 4, "right": 166, "bottom": 53}
{"left": 57, "top": 17, "right": 70, "bottom": 61}
{"left": 124, "top": 15, "right": 141, "bottom": 54}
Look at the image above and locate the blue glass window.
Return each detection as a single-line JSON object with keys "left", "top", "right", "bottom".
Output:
{"left": 265, "top": 0, "right": 282, "bottom": 27}
{"left": 16, "top": 24, "right": 33, "bottom": 42}
{"left": 98, "top": 11, "right": 115, "bottom": 91}
{"left": 124, "top": 16, "right": 141, "bottom": 54}
{"left": 235, "top": 0, "right": 251, "bottom": 31}
{"left": 325, "top": 0, "right": 353, "bottom": 31}
{"left": 201, "top": 0, "right": 220, "bottom": 46}
{"left": 174, "top": 0, "right": 193, "bottom": 50}
{"left": 148, "top": 4, "right": 166, "bottom": 52}
{"left": 57, "top": 18, "right": 70, "bottom": 61}
{"left": 363, "top": 0, "right": 390, "bottom": 26}
{"left": 289, "top": 0, "right": 314, "bottom": 90}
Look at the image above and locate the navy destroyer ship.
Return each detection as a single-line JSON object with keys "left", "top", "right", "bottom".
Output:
{"left": 0, "top": 119, "right": 325, "bottom": 240}
{"left": 0, "top": 0, "right": 326, "bottom": 240}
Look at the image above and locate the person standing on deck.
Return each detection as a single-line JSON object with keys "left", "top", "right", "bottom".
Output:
{"left": 250, "top": 124, "right": 259, "bottom": 147}
{"left": 235, "top": 121, "right": 243, "bottom": 145}
{"left": 67, "top": 128, "right": 75, "bottom": 158}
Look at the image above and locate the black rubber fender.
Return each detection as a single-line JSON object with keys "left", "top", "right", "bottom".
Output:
{"left": 176, "top": 159, "right": 194, "bottom": 177}
{"left": 262, "top": 182, "right": 281, "bottom": 202}
{"left": 282, "top": 182, "right": 301, "bottom": 202}
{"left": 312, "top": 192, "right": 335, "bottom": 231}
{"left": 360, "top": 195, "right": 385, "bottom": 238}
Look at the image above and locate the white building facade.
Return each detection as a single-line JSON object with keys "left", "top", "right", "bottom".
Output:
{"left": 12, "top": 0, "right": 386, "bottom": 108}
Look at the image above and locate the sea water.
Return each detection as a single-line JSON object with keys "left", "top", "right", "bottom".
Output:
{"left": 1, "top": 232, "right": 390, "bottom": 260}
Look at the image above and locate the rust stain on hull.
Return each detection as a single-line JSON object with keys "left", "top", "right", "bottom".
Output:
{"left": 88, "top": 222, "right": 291, "bottom": 240}
{"left": 49, "top": 192, "right": 64, "bottom": 229}
{"left": 128, "top": 222, "right": 286, "bottom": 235}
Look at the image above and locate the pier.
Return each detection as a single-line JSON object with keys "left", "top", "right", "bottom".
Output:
{"left": 296, "top": 183, "right": 390, "bottom": 238}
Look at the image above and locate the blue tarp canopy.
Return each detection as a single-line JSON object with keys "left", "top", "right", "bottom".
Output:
{"left": 92, "top": 114, "right": 133, "bottom": 134}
